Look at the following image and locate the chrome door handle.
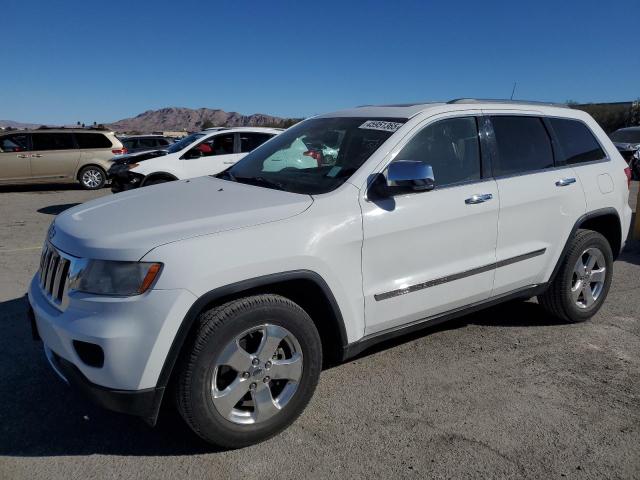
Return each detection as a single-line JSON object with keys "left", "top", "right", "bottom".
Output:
{"left": 555, "top": 177, "right": 576, "bottom": 187}
{"left": 31, "top": 154, "right": 43, "bottom": 158}
{"left": 465, "top": 193, "right": 493, "bottom": 204}
{"left": 17, "top": 154, "right": 28, "bottom": 158}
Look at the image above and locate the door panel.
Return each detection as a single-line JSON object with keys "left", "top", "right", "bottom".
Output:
{"left": 492, "top": 168, "right": 585, "bottom": 295}
{"left": 361, "top": 181, "right": 499, "bottom": 334}
{"left": 485, "top": 113, "right": 587, "bottom": 295}
{"left": 30, "top": 133, "right": 80, "bottom": 180}
{"left": 0, "top": 134, "right": 31, "bottom": 181}
{"left": 181, "top": 133, "right": 240, "bottom": 178}
{"left": 361, "top": 114, "right": 498, "bottom": 335}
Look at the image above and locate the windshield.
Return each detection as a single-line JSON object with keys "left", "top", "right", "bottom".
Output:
{"left": 166, "top": 133, "right": 206, "bottom": 153}
{"left": 610, "top": 129, "right": 640, "bottom": 144}
{"left": 218, "top": 117, "right": 405, "bottom": 194}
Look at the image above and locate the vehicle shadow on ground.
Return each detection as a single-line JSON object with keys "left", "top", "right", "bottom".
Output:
{"left": 0, "top": 296, "right": 216, "bottom": 457}
{"left": 0, "top": 184, "right": 83, "bottom": 193}
{"left": 37, "top": 203, "right": 81, "bottom": 215}
{"left": 0, "top": 292, "right": 569, "bottom": 458}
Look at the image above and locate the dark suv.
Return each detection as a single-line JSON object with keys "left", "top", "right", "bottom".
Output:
{"left": 119, "top": 135, "right": 173, "bottom": 154}
{"left": 610, "top": 126, "right": 640, "bottom": 178}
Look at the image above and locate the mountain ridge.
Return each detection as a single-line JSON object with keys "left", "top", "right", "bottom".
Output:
{"left": 107, "top": 107, "right": 298, "bottom": 132}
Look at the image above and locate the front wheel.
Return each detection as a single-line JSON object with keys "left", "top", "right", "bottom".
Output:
{"left": 175, "top": 294, "right": 322, "bottom": 448}
{"left": 538, "top": 229, "right": 613, "bottom": 323}
{"left": 78, "top": 166, "right": 106, "bottom": 190}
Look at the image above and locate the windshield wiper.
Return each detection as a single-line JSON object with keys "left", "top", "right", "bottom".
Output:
{"left": 217, "top": 170, "right": 237, "bottom": 182}
{"left": 234, "top": 176, "right": 286, "bottom": 191}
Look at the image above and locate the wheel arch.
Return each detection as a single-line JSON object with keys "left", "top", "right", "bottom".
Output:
{"left": 549, "top": 207, "right": 623, "bottom": 283}
{"left": 156, "top": 270, "right": 348, "bottom": 392}
{"left": 141, "top": 171, "right": 179, "bottom": 186}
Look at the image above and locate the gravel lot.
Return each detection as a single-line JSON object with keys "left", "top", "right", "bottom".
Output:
{"left": 0, "top": 182, "right": 638, "bottom": 480}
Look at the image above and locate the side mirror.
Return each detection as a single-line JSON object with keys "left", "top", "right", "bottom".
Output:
{"left": 371, "top": 160, "right": 435, "bottom": 198}
{"left": 183, "top": 148, "right": 202, "bottom": 160}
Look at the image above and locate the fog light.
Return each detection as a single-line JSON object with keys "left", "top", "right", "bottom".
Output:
{"left": 73, "top": 340, "right": 104, "bottom": 368}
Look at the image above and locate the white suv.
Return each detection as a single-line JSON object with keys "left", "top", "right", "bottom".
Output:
{"left": 28, "top": 100, "right": 633, "bottom": 448}
{"left": 109, "top": 127, "right": 282, "bottom": 192}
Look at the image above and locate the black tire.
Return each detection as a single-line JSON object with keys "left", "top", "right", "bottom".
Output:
{"left": 78, "top": 165, "right": 106, "bottom": 190}
{"left": 538, "top": 229, "right": 613, "bottom": 323}
{"left": 632, "top": 159, "right": 640, "bottom": 181}
{"left": 175, "top": 294, "right": 322, "bottom": 448}
{"left": 143, "top": 176, "right": 173, "bottom": 187}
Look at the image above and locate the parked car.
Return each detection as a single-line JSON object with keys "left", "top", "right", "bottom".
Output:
{"left": 28, "top": 100, "right": 632, "bottom": 448}
{"left": 108, "top": 127, "right": 281, "bottom": 192}
{"left": 0, "top": 128, "right": 126, "bottom": 189}
{"left": 609, "top": 126, "right": 640, "bottom": 179}
{"left": 118, "top": 135, "right": 173, "bottom": 154}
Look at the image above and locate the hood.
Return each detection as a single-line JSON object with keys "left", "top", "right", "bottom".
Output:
{"left": 51, "top": 176, "right": 313, "bottom": 260}
{"left": 112, "top": 149, "right": 169, "bottom": 165}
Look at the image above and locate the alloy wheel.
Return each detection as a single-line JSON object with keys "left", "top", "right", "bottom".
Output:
{"left": 571, "top": 247, "right": 606, "bottom": 309}
{"left": 82, "top": 169, "right": 103, "bottom": 188}
{"left": 211, "top": 324, "right": 303, "bottom": 425}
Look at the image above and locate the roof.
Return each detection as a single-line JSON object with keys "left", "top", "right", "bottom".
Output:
{"left": 1, "top": 128, "right": 114, "bottom": 135}
{"left": 198, "top": 126, "right": 284, "bottom": 134}
{"left": 317, "top": 103, "right": 445, "bottom": 119}
{"left": 318, "top": 98, "right": 572, "bottom": 119}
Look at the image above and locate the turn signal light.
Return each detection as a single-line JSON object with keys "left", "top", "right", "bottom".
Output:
{"left": 139, "top": 263, "right": 162, "bottom": 294}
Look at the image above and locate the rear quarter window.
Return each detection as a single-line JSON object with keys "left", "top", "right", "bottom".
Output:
{"left": 549, "top": 118, "right": 606, "bottom": 164}
{"left": 75, "top": 133, "right": 113, "bottom": 149}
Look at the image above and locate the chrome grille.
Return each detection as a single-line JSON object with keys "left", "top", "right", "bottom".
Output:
{"left": 39, "top": 243, "right": 71, "bottom": 309}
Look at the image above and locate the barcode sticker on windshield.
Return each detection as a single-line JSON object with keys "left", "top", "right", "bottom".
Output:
{"left": 359, "top": 120, "right": 404, "bottom": 132}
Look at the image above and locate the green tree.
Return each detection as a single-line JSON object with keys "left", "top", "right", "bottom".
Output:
{"left": 200, "top": 119, "right": 215, "bottom": 129}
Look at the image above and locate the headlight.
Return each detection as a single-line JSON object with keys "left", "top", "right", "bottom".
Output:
{"left": 70, "top": 260, "right": 162, "bottom": 296}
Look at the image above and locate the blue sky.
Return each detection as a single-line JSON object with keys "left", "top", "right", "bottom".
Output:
{"left": 1, "top": 0, "right": 638, "bottom": 124}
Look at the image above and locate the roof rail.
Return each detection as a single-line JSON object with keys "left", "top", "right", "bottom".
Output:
{"left": 447, "top": 98, "right": 570, "bottom": 108}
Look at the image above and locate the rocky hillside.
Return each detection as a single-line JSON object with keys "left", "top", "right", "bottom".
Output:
{"left": 107, "top": 107, "right": 296, "bottom": 133}
{"left": 0, "top": 120, "right": 41, "bottom": 129}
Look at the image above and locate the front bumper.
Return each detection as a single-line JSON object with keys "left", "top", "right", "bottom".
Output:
{"left": 108, "top": 164, "right": 145, "bottom": 193}
{"left": 28, "top": 274, "right": 197, "bottom": 421}
{"left": 27, "top": 274, "right": 197, "bottom": 389}
{"left": 42, "top": 341, "right": 164, "bottom": 422}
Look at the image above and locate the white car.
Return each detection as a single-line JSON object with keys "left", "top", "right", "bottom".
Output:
{"left": 109, "top": 127, "right": 282, "bottom": 192}
{"left": 29, "top": 100, "right": 632, "bottom": 448}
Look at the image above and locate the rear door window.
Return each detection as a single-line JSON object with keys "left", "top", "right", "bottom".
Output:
{"left": 122, "top": 139, "right": 137, "bottom": 150}
{"left": 490, "top": 116, "right": 554, "bottom": 176}
{"left": 0, "top": 134, "right": 30, "bottom": 152}
{"left": 32, "top": 133, "right": 76, "bottom": 151}
{"left": 138, "top": 138, "right": 159, "bottom": 149}
{"left": 75, "top": 133, "right": 113, "bottom": 149}
{"left": 549, "top": 118, "right": 606, "bottom": 164}
{"left": 240, "top": 133, "right": 274, "bottom": 153}
{"left": 212, "top": 134, "right": 235, "bottom": 155}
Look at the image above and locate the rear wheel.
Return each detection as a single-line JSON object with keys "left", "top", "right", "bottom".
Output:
{"left": 78, "top": 166, "right": 106, "bottom": 190}
{"left": 175, "top": 294, "right": 322, "bottom": 448}
{"left": 538, "top": 229, "right": 613, "bottom": 322}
